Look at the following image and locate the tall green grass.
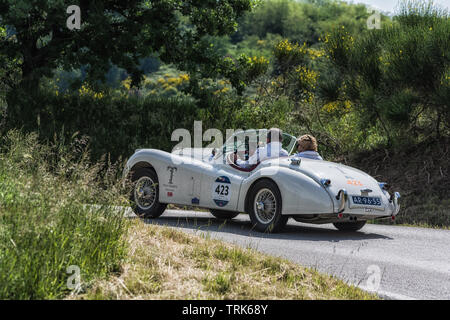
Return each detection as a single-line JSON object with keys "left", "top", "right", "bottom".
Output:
{"left": 0, "top": 131, "right": 129, "bottom": 299}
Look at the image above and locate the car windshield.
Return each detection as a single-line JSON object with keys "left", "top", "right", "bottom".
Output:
{"left": 221, "top": 129, "right": 297, "bottom": 157}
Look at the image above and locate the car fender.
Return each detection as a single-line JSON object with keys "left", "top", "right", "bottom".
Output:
{"left": 125, "top": 149, "right": 173, "bottom": 177}
{"left": 238, "top": 166, "right": 334, "bottom": 215}
{"left": 125, "top": 149, "right": 209, "bottom": 205}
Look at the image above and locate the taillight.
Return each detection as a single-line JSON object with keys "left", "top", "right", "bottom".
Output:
{"left": 321, "top": 179, "right": 331, "bottom": 187}
{"left": 379, "top": 182, "right": 389, "bottom": 190}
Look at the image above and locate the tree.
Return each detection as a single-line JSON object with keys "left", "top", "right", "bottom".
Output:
{"left": 234, "top": 0, "right": 373, "bottom": 46}
{"left": 0, "top": 0, "right": 255, "bottom": 127}
{"left": 322, "top": 0, "right": 449, "bottom": 143}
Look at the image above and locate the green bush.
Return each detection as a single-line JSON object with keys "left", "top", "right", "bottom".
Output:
{"left": 0, "top": 130, "right": 128, "bottom": 299}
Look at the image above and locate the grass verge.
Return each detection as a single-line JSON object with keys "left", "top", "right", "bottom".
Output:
{"left": 0, "top": 131, "right": 129, "bottom": 299}
{"left": 78, "top": 220, "right": 377, "bottom": 300}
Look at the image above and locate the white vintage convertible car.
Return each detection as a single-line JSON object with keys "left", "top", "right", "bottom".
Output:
{"left": 124, "top": 129, "right": 401, "bottom": 233}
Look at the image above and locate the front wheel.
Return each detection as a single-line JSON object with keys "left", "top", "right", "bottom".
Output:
{"left": 247, "top": 180, "right": 288, "bottom": 233}
{"left": 130, "top": 167, "right": 167, "bottom": 219}
{"left": 210, "top": 209, "right": 240, "bottom": 220}
{"left": 333, "top": 221, "right": 367, "bottom": 232}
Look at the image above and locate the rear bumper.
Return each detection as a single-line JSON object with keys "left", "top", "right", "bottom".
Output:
{"left": 391, "top": 192, "right": 401, "bottom": 216}
{"left": 287, "top": 189, "right": 401, "bottom": 220}
{"left": 291, "top": 190, "right": 401, "bottom": 224}
{"left": 335, "top": 189, "right": 401, "bottom": 217}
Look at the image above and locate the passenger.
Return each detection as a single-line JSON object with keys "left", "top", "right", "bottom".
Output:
{"left": 235, "top": 128, "right": 289, "bottom": 168}
{"left": 295, "top": 134, "right": 323, "bottom": 160}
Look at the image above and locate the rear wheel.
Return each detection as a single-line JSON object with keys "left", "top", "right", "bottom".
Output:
{"left": 333, "top": 221, "right": 367, "bottom": 232}
{"left": 210, "top": 209, "right": 240, "bottom": 220}
{"left": 247, "top": 180, "right": 288, "bottom": 233}
{"left": 130, "top": 167, "right": 167, "bottom": 219}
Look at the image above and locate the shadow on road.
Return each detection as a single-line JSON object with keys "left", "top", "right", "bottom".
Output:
{"left": 136, "top": 212, "right": 393, "bottom": 242}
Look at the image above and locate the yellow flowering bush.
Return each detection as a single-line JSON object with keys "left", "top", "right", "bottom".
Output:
{"left": 79, "top": 84, "right": 104, "bottom": 100}
{"left": 219, "top": 54, "right": 269, "bottom": 94}
{"left": 273, "top": 39, "right": 308, "bottom": 70}
{"left": 308, "top": 48, "right": 326, "bottom": 60}
{"left": 141, "top": 73, "right": 190, "bottom": 97}
{"left": 295, "top": 66, "right": 318, "bottom": 103}
{"left": 296, "top": 66, "right": 318, "bottom": 89}
{"left": 243, "top": 56, "right": 270, "bottom": 80}
{"left": 323, "top": 100, "right": 353, "bottom": 113}
{"left": 213, "top": 86, "right": 231, "bottom": 96}
{"left": 322, "top": 28, "right": 355, "bottom": 63}
{"left": 122, "top": 78, "right": 132, "bottom": 90}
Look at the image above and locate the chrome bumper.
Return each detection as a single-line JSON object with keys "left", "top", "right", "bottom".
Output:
{"left": 335, "top": 189, "right": 401, "bottom": 217}
{"left": 391, "top": 192, "right": 401, "bottom": 215}
{"left": 336, "top": 189, "right": 348, "bottom": 214}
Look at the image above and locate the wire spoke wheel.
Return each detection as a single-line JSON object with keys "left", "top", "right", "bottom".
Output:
{"left": 130, "top": 168, "right": 166, "bottom": 219}
{"left": 248, "top": 179, "right": 287, "bottom": 233}
{"left": 253, "top": 188, "right": 277, "bottom": 224}
{"left": 134, "top": 176, "right": 157, "bottom": 210}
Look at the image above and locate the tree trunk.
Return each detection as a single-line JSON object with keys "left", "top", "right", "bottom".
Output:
{"left": 6, "top": 63, "right": 41, "bottom": 131}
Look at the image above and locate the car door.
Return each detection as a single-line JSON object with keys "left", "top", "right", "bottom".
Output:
{"left": 158, "top": 156, "right": 205, "bottom": 206}
{"left": 199, "top": 159, "right": 249, "bottom": 212}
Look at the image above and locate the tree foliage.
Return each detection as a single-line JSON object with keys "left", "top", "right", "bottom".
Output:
{"left": 322, "top": 0, "right": 449, "bottom": 143}
{"left": 234, "top": 0, "right": 375, "bottom": 45}
{"left": 0, "top": 0, "right": 255, "bottom": 126}
{"left": 1, "top": 0, "right": 255, "bottom": 84}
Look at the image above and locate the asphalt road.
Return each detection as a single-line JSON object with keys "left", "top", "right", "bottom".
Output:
{"left": 127, "top": 209, "right": 450, "bottom": 300}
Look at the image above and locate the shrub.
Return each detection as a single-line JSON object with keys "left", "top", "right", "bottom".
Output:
{"left": 6, "top": 89, "right": 200, "bottom": 161}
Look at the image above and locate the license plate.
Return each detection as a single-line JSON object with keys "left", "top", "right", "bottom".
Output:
{"left": 351, "top": 196, "right": 382, "bottom": 206}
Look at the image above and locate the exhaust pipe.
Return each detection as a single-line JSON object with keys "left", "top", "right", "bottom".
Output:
{"left": 336, "top": 189, "right": 348, "bottom": 214}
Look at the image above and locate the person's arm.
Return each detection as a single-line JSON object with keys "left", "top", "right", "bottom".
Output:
{"left": 236, "top": 147, "right": 261, "bottom": 168}
{"left": 247, "top": 148, "right": 260, "bottom": 165}
{"left": 236, "top": 158, "right": 250, "bottom": 168}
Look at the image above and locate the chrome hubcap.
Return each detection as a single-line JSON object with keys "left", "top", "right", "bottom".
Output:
{"left": 134, "top": 176, "right": 157, "bottom": 210}
{"left": 254, "top": 188, "right": 277, "bottom": 224}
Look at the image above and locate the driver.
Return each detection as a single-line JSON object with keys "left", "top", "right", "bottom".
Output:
{"left": 234, "top": 128, "right": 289, "bottom": 169}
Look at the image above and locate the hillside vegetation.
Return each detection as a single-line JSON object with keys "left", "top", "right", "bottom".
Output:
{"left": 345, "top": 136, "right": 450, "bottom": 227}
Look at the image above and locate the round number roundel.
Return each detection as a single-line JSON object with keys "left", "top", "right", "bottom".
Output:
{"left": 212, "top": 176, "right": 231, "bottom": 207}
